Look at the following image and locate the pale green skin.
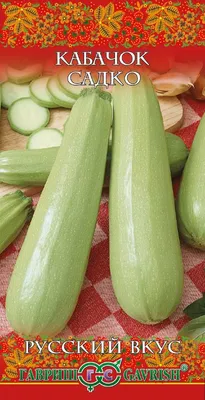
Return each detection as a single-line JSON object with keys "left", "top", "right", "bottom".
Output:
{"left": 166, "top": 132, "right": 189, "bottom": 177}
{"left": 0, "top": 148, "right": 58, "bottom": 186}
{"left": 0, "top": 132, "right": 187, "bottom": 188}
{"left": 6, "top": 89, "right": 112, "bottom": 337}
{"left": 109, "top": 77, "right": 183, "bottom": 324}
{"left": 177, "top": 114, "right": 205, "bottom": 250}
{"left": 0, "top": 191, "right": 33, "bottom": 254}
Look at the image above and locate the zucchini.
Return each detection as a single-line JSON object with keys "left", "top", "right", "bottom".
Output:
{"left": 47, "top": 76, "right": 76, "bottom": 108}
{"left": 27, "top": 128, "right": 63, "bottom": 149}
{"left": 58, "top": 71, "right": 82, "bottom": 98}
{"left": 166, "top": 132, "right": 189, "bottom": 177}
{"left": 6, "top": 88, "right": 112, "bottom": 337}
{"left": 8, "top": 98, "right": 50, "bottom": 135}
{"left": 1, "top": 81, "right": 30, "bottom": 108}
{"left": 0, "top": 191, "right": 33, "bottom": 254}
{"left": 30, "top": 76, "right": 58, "bottom": 108}
{"left": 0, "top": 148, "right": 58, "bottom": 186}
{"left": 109, "top": 76, "right": 183, "bottom": 324}
{"left": 0, "top": 131, "right": 187, "bottom": 187}
{"left": 177, "top": 114, "right": 205, "bottom": 249}
{"left": 7, "top": 64, "right": 42, "bottom": 84}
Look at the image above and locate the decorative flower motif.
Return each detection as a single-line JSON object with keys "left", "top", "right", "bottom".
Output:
{"left": 184, "top": 11, "right": 195, "bottom": 22}
{"left": 175, "top": 30, "right": 185, "bottom": 41}
{"left": 43, "top": 12, "right": 54, "bottom": 23}
{"left": 132, "top": 22, "right": 142, "bottom": 33}
{"left": 185, "top": 32, "right": 196, "bottom": 43}
{"left": 59, "top": 13, "right": 70, "bottom": 24}
{"left": 79, "top": 31, "right": 90, "bottom": 43}
{"left": 34, "top": 32, "right": 44, "bottom": 41}
{"left": 66, "top": 2, "right": 78, "bottom": 13}
{"left": 164, "top": 32, "right": 174, "bottom": 42}
{"left": 83, "top": 20, "right": 96, "bottom": 32}
{"left": 59, "top": 359, "right": 70, "bottom": 368}
{"left": 73, "top": 8, "right": 85, "bottom": 21}
{"left": 68, "top": 31, "right": 78, "bottom": 43}
{"left": 70, "top": 22, "right": 81, "bottom": 31}
{"left": 134, "top": 11, "right": 143, "bottom": 21}
{"left": 177, "top": 18, "right": 186, "bottom": 29}
{"left": 23, "top": 33, "right": 33, "bottom": 43}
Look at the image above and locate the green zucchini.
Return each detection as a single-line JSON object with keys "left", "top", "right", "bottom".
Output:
{"left": 0, "top": 148, "right": 58, "bottom": 186}
{"left": 177, "top": 114, "right": 205, "bottom": 249}
{"left": 166, "top": 132, "right": 189, "bottom": 177}
{"left": 6, "top": 88, "right": 112, "bottom": 337}
{"left": 109, "top": 76, "right": 183, "bottom": 324}
{"left": 0, "top": 132, "right": 187, "bottom": 188}
{"left": 0, "top": 191, "right": 33, "bottom": 254}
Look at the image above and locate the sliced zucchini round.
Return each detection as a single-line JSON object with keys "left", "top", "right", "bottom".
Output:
{"left": 8, "top": 98, "right": 50, "bottom": 136}
{"left": 47, "top": 76, "right": 76, "bottom": 108}
{"left": 27, "top": 128, "right": 63, "bottom": 149}
{"left": 30, "top": 76, "right": 58, "bottom": 108}
{"left": 58, "top": 71, "right": 82, "bottom": 98}
{"left": 1, "top": 81, "right": 30, "bottom": 108}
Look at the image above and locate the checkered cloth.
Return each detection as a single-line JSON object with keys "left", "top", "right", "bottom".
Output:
{"left": 0, "top": 94, "right": 205, "bottom": 340}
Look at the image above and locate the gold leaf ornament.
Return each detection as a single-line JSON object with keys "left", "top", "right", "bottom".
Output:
{"left": 105, "top": 2, "right": 114, "bottom": 18}
{"left": 163, "top": 14, "right": 174, "bottom": 27}
{"left": 23, "top": 355, "right": 34, "bottom": 367}
{"left": 5, "top": 367, "right": 18, "bottom": 379}
{"left": 14, "top": 19, "right": 25, "bottom": 34}
{"left": 5, "top": 5, "right": 20, "bottom": 17}
{"left": 99, "top": 23, "right": 113, "bottom": 37}
{"left": 94, "top": 6, "right": 106, "bottom": 22}
{"left": 155, "top": 18, "right": 165, "bottom": 33}
{"left": 22, "top": 7, "right": 39, "bottom": 20}
{"left": 146, "top": 14, "right": 158, "bottom": 25}
{"left": 111, "top": 11, "right": 124, "bottom": 22}
{"left": 164, "top": 6, "right": 180, "bottom": 18}
{"left": 4, "top": 16, "right": 18, "bottom": 27}
{"left": 147, "top": 4, "right": 162, "bottom": 15}
{"left": 14, "top": 349, "right": 24, "bottom": 364}
{"left": 4, "top": 357, "right": 17, "bottom": 368}
{"left": 108, "top": 19, "right": 120, "bottom": 32}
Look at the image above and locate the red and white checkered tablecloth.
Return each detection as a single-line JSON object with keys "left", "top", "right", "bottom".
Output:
{"left": 0, "top": 94, "right": 205, "bottom": 340}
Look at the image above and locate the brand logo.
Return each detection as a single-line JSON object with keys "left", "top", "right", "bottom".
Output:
{"left": 78, "top": 359, "right": 122, "bottom": 392}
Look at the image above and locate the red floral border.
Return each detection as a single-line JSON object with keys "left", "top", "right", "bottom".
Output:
{"left": 0, "top": 333, "right": 205, "bottom": 384}
{"left": 0, "top": 1, "right": 205, "bottom": 48}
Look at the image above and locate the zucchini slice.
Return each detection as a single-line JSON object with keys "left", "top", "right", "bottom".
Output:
{"left": 58, "top": 71, "right": 82, "bottom": 98}
{"left": 27, "top": 128, "right": 63, "bottom": 149}
{"left": 1, "top": 81, "right": 30, "bottom": 108}
{"left": 8, "top": 98, "right": 50, "bottom": 136}
{"left": 7, "top": 64, "right": 42, "bottom": 84}
{"left": 47, "top": 76, "right": 76, "bottom": 108}
{"left": 30, "top": 76, "right": 58, "bottom": 108}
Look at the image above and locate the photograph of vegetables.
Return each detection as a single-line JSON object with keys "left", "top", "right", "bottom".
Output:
{"left": 0, "top": 62, "right": 204, "bottom": 341}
